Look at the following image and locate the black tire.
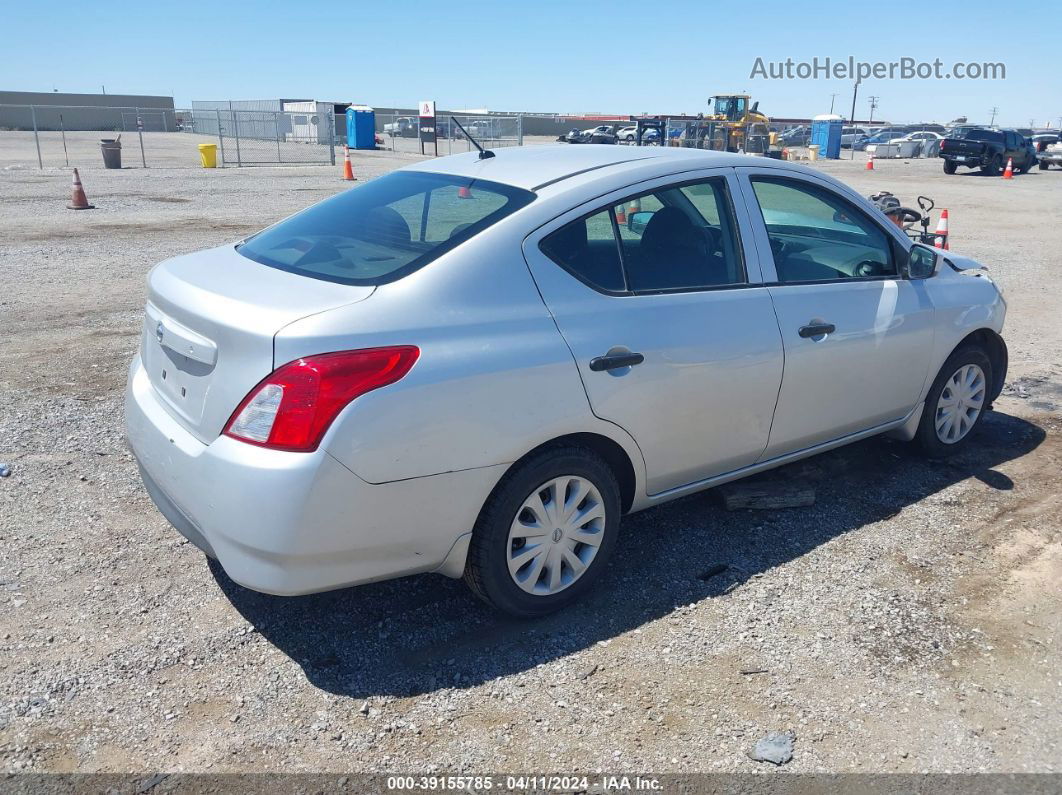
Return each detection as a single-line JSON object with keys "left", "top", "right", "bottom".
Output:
{"left": 943, "top": 159, "right": 957, "bottom": 175}
{"left": 1019, "top": 158, "right": 1032, "bottom": 174}
{"left": 463, "top": 446, "right": 621, "bottom": 617}
{"left": 1038, "top": 160, "right": 1048, "bottom": 170}
{"left": 981, "top": 155, "right": 1001, "bottom": 176}
{"left": 913, "top": 346, "right": 993, "bottom": 458}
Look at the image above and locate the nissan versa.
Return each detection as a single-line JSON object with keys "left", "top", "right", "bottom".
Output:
{"left": 125, "top": 146, "right": 1007, "bottom": 616}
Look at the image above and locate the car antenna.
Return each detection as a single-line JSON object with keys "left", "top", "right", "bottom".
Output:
{"left": 450, "top": 116, "right": 494, "bottom": 159}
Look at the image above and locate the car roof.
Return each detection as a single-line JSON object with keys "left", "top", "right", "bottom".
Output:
{"left": 400, "top": 144, "right": 770, "bottom": 191}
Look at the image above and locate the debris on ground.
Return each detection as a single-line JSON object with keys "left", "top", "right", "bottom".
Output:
{"left": 749, "top": 731, "right": 796, "bottom": 765}
{"left": 716, "top": 481, "right": 815, "bottom": 511}
{"left": 697, "top": 563, "right": 728, "bottom": 581}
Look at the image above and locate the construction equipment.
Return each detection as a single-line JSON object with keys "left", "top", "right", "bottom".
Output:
{"left": 704, "top": 95, "right": 772, "bottom": 153}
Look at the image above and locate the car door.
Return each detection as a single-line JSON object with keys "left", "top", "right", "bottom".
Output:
{"left": 522, "top": 169, "right": 784, "bottom": 495}
{"left": 734, "top": 168, "right": 936, "bottom": 459}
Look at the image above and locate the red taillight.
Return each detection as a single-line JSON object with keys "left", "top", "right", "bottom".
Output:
{"left": 223, "top": 346, "right": 419, "bottom": 452}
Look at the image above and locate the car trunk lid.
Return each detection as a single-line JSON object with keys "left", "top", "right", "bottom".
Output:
{"left": 141, "top": 244, "right": 375, "bottom": 443}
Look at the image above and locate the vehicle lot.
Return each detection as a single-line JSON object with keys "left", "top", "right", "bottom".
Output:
{"left": 1, "top": 137, "right": 1060, "bottom": 773}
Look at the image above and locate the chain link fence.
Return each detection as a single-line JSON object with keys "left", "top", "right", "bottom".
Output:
{"left": 0, "top": 104, "right": 336, "bottom": 169}
{"left": 179, "top": 108, "right": 336, "bottom": 167}
{"left": 374, "top": 114, "right": 522, "bottom": 155}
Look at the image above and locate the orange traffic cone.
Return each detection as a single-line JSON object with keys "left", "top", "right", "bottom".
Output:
{"left": 1002, "top": 157, "right": 1014, "bottom": 179}
{"left": 615, "top": 203, "right": 627, "bottom": 224}
{"left": 457, "top": 186, "right": 472, "bottom": 199}
{"left": 342, "top": 146, "right": 355, "bottom": 181}
{"left": 865, "top": 156, "right": 874, "bottom": 170}
{"left": 628, "top": 199, "right": 641, "bottom": 214}
{"left": 933, "top": 208, "right": 949, "bottom": 250}
{"left": 66, "top": 168, "right": 95, "bottom": 210}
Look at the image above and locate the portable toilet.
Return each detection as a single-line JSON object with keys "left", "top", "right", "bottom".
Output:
{"left": 346, "top": 105, "right": 376, "bottom": 150}
{"left": 810, "top": 114, "right": 843, "bottom": 159}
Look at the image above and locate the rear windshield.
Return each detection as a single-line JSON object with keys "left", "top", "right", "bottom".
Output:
{"left": 237, "top": 171, "right": 535, "bottom": 285}
{"left": 955, "top": 129, "right": 1001, "bottom": 142}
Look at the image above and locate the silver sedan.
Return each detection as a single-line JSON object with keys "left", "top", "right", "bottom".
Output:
{"left": 125, "top": 145, "right": 1008, "bottom": 616}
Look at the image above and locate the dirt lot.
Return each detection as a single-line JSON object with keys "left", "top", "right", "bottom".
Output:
{"left": 1, "top": 135, "right": 1060, "bottom": 775}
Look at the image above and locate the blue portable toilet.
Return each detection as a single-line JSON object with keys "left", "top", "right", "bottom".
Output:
{"left": 810, "top": 114, "right": 843, "bottom": 159}
{"left": 345, "top": 105, "right": 376, "bottom": 150}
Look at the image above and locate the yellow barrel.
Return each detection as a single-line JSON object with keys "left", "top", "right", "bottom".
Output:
{"left": 198, "top": 143, "right": 218, "bottom": 168}
{"left": 808, "top": 144, "right": 820, "bottom": 161}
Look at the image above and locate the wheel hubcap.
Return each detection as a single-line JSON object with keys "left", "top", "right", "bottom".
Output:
{"left": 935, "top": 364, "right": 986, "bottom": 444}
{"left": 507, "top": 475, "right": 606, "bottom": 596}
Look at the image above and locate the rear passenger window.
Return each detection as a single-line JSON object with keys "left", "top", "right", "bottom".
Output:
{"left": 539, "top": 177, "right": 745, "bottom": 295}
{"left": 539, "top": 210, "right": 625, "bottom": 292}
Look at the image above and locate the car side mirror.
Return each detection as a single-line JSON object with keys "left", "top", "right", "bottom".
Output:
{"left": 627, "top": 211, "right": 654, "bottom": 234}
{"left": 904, "top": 243, "right": 940, "bottom": 280}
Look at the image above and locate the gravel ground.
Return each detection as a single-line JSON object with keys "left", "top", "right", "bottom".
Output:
{"left": 1, "top": 137, "right": 1060, "bottom": 775}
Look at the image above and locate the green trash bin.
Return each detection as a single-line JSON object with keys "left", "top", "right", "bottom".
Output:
{"left": 100, "top": 138, "right": 122, "bottom": 169}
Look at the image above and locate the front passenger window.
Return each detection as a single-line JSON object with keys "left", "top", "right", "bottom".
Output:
{"left": 750, "top": 177, "right": 895, "bottom": 283}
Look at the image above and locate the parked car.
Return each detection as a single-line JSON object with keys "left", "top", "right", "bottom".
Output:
{"left": 940, "top": 128, "right": 1036, "bottom": 175}
{"left": 840, "top": 126, "right": 870, "bottom": 148}
{"left": 616, "top": 126, "right": 659, "bottom": 144}
{"left": 1038, "top": 139, "right": 1062, "bottom": 169}
{"left": 582, "top": 125, "right": 615, "bottom": 137}
{"left": 126, "top": 146, "right": 1008, "bottom": 616}
{"left": 779, "top": 126, "right": 811, "bottom": 146}
{"left": 384, "top": 117, "right": 417, "bottom": 138}
{"left": 565, "top": 127, "right": 617, "bottom": 145}
{"left": 890, "top": 131, "right": 944, "bottom": 157}
{"left": 853, "top": 128, "right": 909, "bottom": 151}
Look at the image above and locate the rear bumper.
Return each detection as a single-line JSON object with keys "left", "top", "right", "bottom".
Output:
{"left": 124, "top": 355, "right": 503, "bottom": 595}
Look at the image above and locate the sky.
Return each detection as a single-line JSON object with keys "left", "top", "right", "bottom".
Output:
{"left": 4, "top": 0, "right": 1057, "bottom": 127}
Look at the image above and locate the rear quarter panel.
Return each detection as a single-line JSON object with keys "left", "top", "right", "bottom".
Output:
{"left": 274, "top": 211, "right": 647, "bottom": 488}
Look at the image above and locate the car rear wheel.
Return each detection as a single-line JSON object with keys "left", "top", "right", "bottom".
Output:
{"left": 981, "top": 155, "right": 1001, "bottom": 176}
{"left": 943, "top": 160, "right": 957, "bottom": 174}
{"left": 463, "top": 446, "right": 620, "bottom": 617}
{"left": 1040, "top": 161, "right": 1049, "bottom": 170}
{"left": 914, "top": 347, "right": 992, "bottom": 457}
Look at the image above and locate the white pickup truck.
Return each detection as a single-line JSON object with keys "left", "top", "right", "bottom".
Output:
{"left": 383, "top": 117, "right": 417, "bottom": 138}
{"left": 1038, "top": 139, "right": 1062, "bottom": 169}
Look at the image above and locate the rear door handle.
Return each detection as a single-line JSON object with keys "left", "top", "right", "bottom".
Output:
{"left": 798, "top": 323, "right": 836, "bottom": 338}
{"left": 589, "top": 352, "right": 645, "bottom": 371}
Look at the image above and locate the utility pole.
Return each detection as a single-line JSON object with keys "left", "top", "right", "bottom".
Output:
{"left": 848, "top": 80, "right": 860, "bottom": 159}
{"left": 989, "top": 106, "right": 999, "bottom": 126}
{"left": 867, "top": 96, "right": 879, "bottom": 127}
{"left": 829, "top": 93, "right": 838, "bottom": 114}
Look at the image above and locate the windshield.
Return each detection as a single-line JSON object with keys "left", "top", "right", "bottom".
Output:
{"left": 238, "top": 171, "right": 535, "bottom": 285}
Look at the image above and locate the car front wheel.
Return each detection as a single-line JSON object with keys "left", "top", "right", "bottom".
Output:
{"left": 464, "top": 446, "right": 621, "bottom": 617}
{"left": 914, "top": 347, "right": 992, "bottom": 457}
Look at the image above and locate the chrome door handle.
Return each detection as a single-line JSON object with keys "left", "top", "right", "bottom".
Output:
{"left": 798, "top": 323, "right": 836, "bottom": 338}
{"left": 589, "top": 352, "right": 645, "bottom": 371}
